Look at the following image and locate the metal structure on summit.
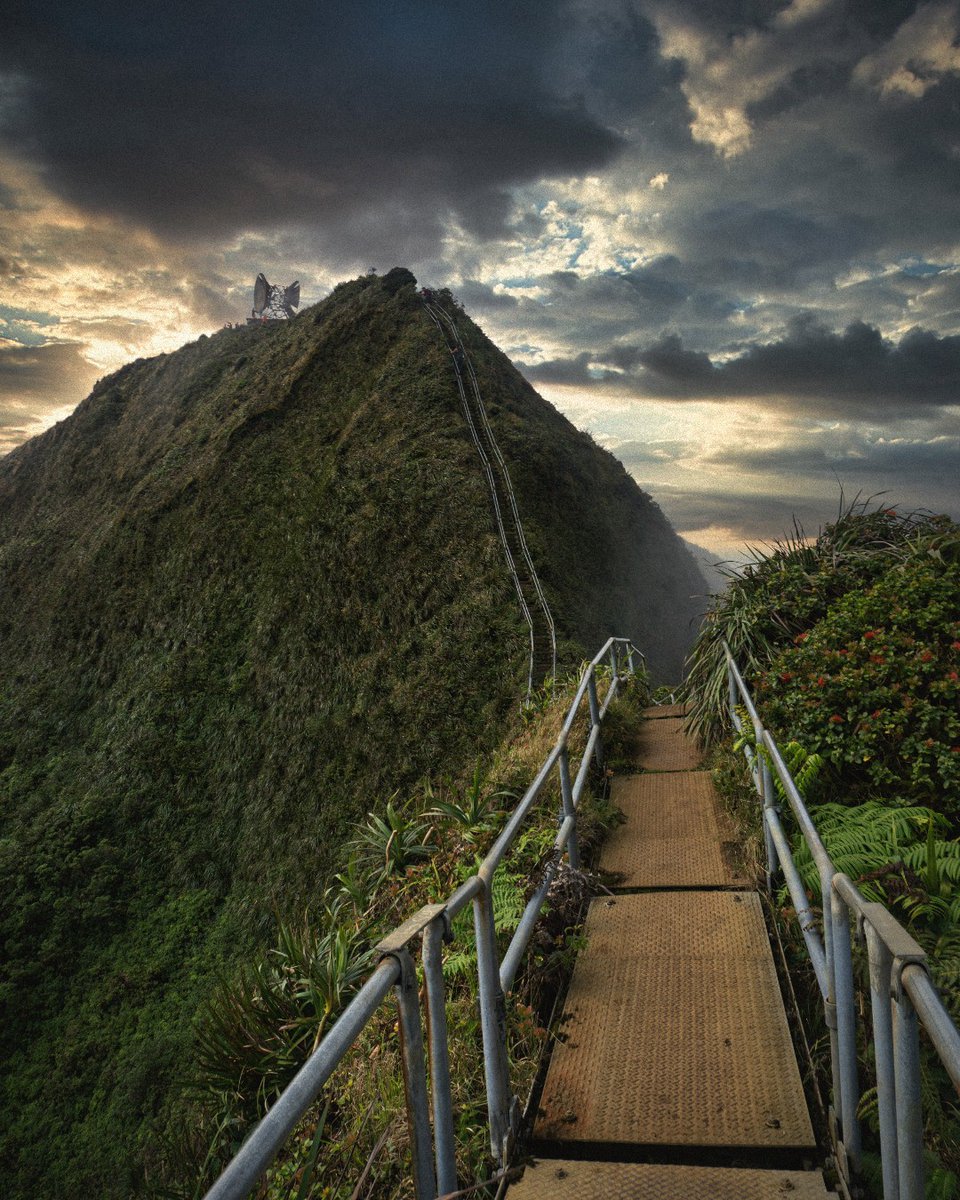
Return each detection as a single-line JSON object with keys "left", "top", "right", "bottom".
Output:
{"left": 248, "top": 273, "right": 300, "bottom": 323}
{"left": 420, "top": 289, "right": 557, "bottom": 696}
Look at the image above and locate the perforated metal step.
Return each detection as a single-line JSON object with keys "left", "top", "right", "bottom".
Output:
{"left": 634, "top": 716, "right": 703, "bottom": 771}
{"left": 601, "top": 772, "right": 745, "bottom": 888}
{"left": 534, "top": 892, "right": 815, "bottom": 1151}
{"left": 508, "top": 1158, "right": 831, "bottom": 1198}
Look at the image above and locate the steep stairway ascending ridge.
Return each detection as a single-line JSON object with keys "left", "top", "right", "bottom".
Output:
{"left": 509, "top": 705, "right": 833, "bottom": 1199}
{"left": 422, "top": 297, "right": 556, "bottom": 693}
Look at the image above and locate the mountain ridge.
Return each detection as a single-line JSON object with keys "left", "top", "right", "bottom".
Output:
{"left": 0, "top": 270, "right": 705, "bottom": 1195}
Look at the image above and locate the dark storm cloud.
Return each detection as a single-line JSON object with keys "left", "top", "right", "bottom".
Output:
{"left": 746, "top": 60, "right": 852, "bottom": 122}
{"left": 457, "top": 280, "right": 518, "bottom": 311}
{"left": 521, "top": 316, "right": 960, "bottom": 413}
{"left": 555, "top": 0, "right": 690, "bottom": 139}
{"left": 636, "top": 333, "right": 714, "bottom": 382}
{"left": 0, "top": 1, "right": 625, "bottom": 244}
{"left": 846, "top": 0, "right": 923, "bottom": 40}
{"left": 523, "top": 351, "right": 595, "bottom": 386}
{"left": 718, "top": 317, "right": 960, "bottom": 408}
{"left": 0, "top": 340, "right": 98, "bottom": 451}
{"left": 502, "top": 262, "right": 695, "bottom": 352}
{"left": 610, "top": 421, "right": 959, "bottom": 547}
{"left": 707, "top": 433, "right": 960, "bottom": 481}
{"left": 679, "top": 204, "right": 876, "bottom": 290}
{"left": 652, "top": 0, "right": 788, "bottom": 35}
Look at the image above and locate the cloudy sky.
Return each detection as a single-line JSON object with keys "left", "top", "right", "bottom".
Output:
{"left": 2, "top": 0, "right": 959, "bottom": 558}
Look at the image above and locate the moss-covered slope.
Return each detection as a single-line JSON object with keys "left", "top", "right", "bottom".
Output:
{"left": 0, "top": 271, "right": 703, "bottom": 1196}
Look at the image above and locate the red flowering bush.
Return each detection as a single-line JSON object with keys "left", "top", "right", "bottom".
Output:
{"left": 757, "top": 556, "right": 960, "bottom": 819}
{"left": 684, "top": 504, "right": 953, "bottom": 744}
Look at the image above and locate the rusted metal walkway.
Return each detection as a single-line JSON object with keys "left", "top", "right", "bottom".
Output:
{"left": 511, "top": 706, "right": 832, "bottom": 1198}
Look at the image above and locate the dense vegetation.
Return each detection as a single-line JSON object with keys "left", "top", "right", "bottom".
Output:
{"left": 188, "top": 667, "right": 647, "bottom": 1198}
{"left": 686, "top": 503, "right": 960, "bottom": 1194}
{"left": 0, "top": 270, "right": 703, "bottom": 1196}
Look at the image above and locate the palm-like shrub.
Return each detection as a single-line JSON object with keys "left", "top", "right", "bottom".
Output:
{"left": 424, "top": 763, "right": 513, "bottom": 848}
{"left": 350, "top": 795, "right": 436, "bottom": 879}
{"left": 193, "top": 911, "right": 371, "bottom": 1119}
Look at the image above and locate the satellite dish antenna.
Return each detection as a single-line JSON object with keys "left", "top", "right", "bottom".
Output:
{"left": 248, "top": 273, "right": 301, "bottom": 322}
{"left": 253, "top": 273, "right": 269, "bottom": 315}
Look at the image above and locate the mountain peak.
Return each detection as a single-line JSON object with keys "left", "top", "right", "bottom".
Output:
{"left": 0, "top": 272, "right": 705, "bottom": 1196}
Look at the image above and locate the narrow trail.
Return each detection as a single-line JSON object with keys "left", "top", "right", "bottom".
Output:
{"left": 422, "top": 296, "right": 556, "bottom": 693}
{"left": 509, "top": 705, "right": 832, "bottom": 1198}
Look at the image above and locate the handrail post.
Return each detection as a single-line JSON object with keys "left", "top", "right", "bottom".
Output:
{"left": 473, "top": 886, "right": 512, "bottom": 1163}
{"left": 830, "top": 885, "right": 861, "bottom": 1176}
{"left": 422, "top": 919, "right": 457, "bottom": 1197}
{"left": 865, "top": 924, "right": 900, "bottom": 1200}
{"left": 559, "top": 743, "right": 580, "bottom": 870}
{"left": 893, "top": 971, "right": 926, "bottom": 1200}
{"left": 608, "top": 644, "right": 619, "bottom": 682}
{"left": 587, "top": 668, "right": 604, "bottom": 769}
{"left": 821, "top": 865, "right": 844, "bottom": 1154}
{"left": 760, "top": 755, "right": 778, "bottom": 894}
{"left": 626, "top": 642, "right": 636, "bottom": 675}
{"left": 391, "top": 948, "right": 438, "bottom": 1200}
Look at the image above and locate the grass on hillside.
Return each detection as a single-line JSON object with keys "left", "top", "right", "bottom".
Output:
{"left": 162, "top": 666, "right": 647, "bottom": 1199}
{"left": 0, "top": 271, "right": 688, "bottom": 1198}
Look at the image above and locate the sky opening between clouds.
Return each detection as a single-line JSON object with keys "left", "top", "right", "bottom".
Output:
{"left": 1, "top": 0, "right": 959, "bottom": 559}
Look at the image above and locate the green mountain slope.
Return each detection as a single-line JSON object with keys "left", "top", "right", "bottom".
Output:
{"left": 0, "top": 270, "right": 704, "bottom": 1195}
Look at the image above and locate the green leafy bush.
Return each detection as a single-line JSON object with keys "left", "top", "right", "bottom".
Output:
{"left": 759, "top": 556, "right": 960, "bottom": 817}
{"left": 683, "top": 503, "right": 951, "bottom": 744}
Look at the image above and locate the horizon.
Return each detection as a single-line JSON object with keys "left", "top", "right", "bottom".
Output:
{"left": 2, "top": 1, "right": 959, "bottom": 558}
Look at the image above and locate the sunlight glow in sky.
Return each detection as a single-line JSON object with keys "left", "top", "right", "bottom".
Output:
{"left": 2, "top": 1, "right": 959, "bottom": 557}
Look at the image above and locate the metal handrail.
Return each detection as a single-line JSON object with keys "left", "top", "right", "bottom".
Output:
{"left": 424, "top": 299, "right": 557, "bottom": 689}
{"left": 723, "top": 641, "right": 960, "bottom": 1200}
{"left": 422, "top": 300, "right": 539, "bottom": 696}
{"left": 205, "top": 636, "right": 643, "bottom": 1200}
{"left": 460, "top": 334, "right": 557, "bottom": 681}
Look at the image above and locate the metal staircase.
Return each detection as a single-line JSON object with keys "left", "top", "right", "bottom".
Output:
{"left": 422, "top": 295, "right": 556, "bottom": 693}
{"left": 203, "top": 644, "right": 960, "bottom": 1200}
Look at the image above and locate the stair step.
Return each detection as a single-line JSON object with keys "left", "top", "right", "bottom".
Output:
{"left": 508, "top": 1160, "right": 831, "bottom": 1198}
{"left": 534, "top": 892, "right": 814, "bottom": 1151}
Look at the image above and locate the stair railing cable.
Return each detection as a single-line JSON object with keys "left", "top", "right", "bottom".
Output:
{"left": 425, "top": 298, "right": 557, "bottom": 685}
{"left": 724, "top": 641, "right": 960, "bottom": 1200}
{"left": 421, "top": 300, "right": 537, "bottom": 697}
{"left": 203, "top": 637, "right": 644, "bottom": 1200}
{"left": 437, "top": 307, "right": 557, "bottom": 682}
{"left": 431, "top": 301, "right": 557, "bottom": 682}
{"left": 422, "top": 299, "right": 539, "bottom": 691}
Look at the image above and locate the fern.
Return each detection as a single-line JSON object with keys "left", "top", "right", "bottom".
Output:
{"left": 788, "top": 744, "right": 827, "bottom": 804}
{"left": 732, "top": 728, "right": 826, "bottom": 806}
{"left": 790, "top": 800, "right": 948, "bottom": 898}
{"left": 438, "top": 872, "right": 527, "bottom": 981}
{"left": 492, "top": 872, "right": 526, "bottom": 936}
{"left": 442, "top": 944, "right": 478, "bottom": 981}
